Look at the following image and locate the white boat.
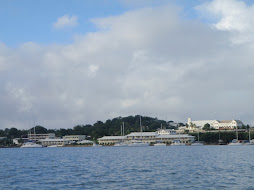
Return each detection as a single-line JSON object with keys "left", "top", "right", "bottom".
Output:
{"left": 191, "top": 131, "right": 204, "bottom": 146}
{"left": 128, "top": 140, "right": 149, "bottom": 147}
{"left": 228, "top": 139, "right": 243, "bottom": 146}
{"left": 20, "top": 141, "right": 43, "bottom": 148}
{"left": 20, "top": 127, "right": 43, "bottom": 148}
{"left": 171, "top": 139, "right": 186, "bottom": 146}
{"left": 228, "top": 126, "right": 243, "bottom": 145}
{"left": 47, "top": 145, "right": 60, "bottom": 148}
{"left": 154, "top": 142, "right": 167, "bottom": 146}
{"left": 128, "top": 116, "right": 149, "bottom": 147}
{"left": 93, "top": 143, "right": 102, "bottom": 147}
{"left": 244, "top": 128, "right": 254, "bottom": 145}
{"left": 114, "top": 141, "right": 128, "bottom": 147}
{"left": 191, "top": 141, "right": 204, "bottom": 146}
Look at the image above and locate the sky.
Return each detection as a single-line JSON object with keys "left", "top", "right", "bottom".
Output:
{"left": 1, "top": 0, "right": 254, "bottom": 130}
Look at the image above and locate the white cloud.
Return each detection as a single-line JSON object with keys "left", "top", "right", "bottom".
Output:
{"left": 53, "top": 15, "right": 78, "bottom": 29}
{"left": 196, "top": 0, "right": 254, "bottom": 43}
{"left": 1, "top": 2, "right": 254, "bottom": 129}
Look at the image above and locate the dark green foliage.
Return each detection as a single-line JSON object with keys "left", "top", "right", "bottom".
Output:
{"left": 190, "top": 131, "right": 254, "bottom": 144}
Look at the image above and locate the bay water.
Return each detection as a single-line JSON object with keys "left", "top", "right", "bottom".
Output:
{"left": 1, "top": 146, "right": 254, "bottom": 189}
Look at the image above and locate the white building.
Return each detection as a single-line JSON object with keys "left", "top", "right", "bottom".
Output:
{"left": 187, "top": 118, "right": 243, "bottom": 130}
{"left": 98, "top": 129, "right": 194, "bottom": 145}
{"left": 40, "top": 138, "right": 69, "bottom": 146}
{"left": 63, "top": 135, "right": 86, "bottom": 142}
{"left": 28, "top": 133, "right": 55, "bottom": 141}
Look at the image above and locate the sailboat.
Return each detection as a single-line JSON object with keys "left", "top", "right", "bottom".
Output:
{"left": 20, "top": 127, "right": 43, "bottom": 148}
{"left": 244, "top": 127, "right": 254, "bottom": 145}
{"left": 114, "top": 122, "right": 128, "bottom": 147}
{"left": 128, "top": 116, "right": 149, "bottom": 147}
{"left": 191, "top": 130, "right": 204, "bottom": 146}
{"left": 228, "top": 125, "right": 243, "bottom": 145}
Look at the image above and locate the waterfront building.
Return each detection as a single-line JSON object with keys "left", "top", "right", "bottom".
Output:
{"left": 63, "top": 135, "right": 86, "bottom": 142}
{"left": 187, "top": 118, "right": 243, "bottom": 130}
{"left": 40, "top": 138, "right": 69, "bottom": 146}
{"left": 98, "top": 129, "right": 194, "bottom": 145}
{"left": 28, "top": 133, "right": 55, "bottom": 142}
{"left": 12, "top": 138, "right": 29, "bottom": 145}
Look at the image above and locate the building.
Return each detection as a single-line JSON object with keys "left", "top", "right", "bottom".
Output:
{"left": 212, "top": 120, "right": 243, "bottom": 129}
{"left": 40, "top": 138, "right": 69, "bottom": 146}
{"left": 12, "top": 138, "right": 29, "bottom": 145}
{"left": 28, "top": 133, "right": 55, "bottom": 141}
{"left": 63, "top": 135, "right": 86, "bottom": 142}
{"left": 98, "top": 129, "right": 195, "bottom": 145}
{"left": 187, "top": 118, "right": 243, "bottom": 130}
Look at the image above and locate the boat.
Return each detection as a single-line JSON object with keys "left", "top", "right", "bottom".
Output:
{"left": 20, "top": 127, "right": 43, "bottom": 148}
{"left": 128, "top": 116, "right": 149, "bottom": 147}
{"left": 114, "top": 142, "right": 129, "bottom": 147}
{"left": 244, "top": 128, "right": 254, "bottom": 145}
{"left": 191, "top": 131, "right": 204, "bottom": 146}
{"left": 153, "top": 141, "right": 167, "bottom": 146}
{"left": 20, "top": 141, "right": 43, "bottom": 148}
{"left": 93, "top": 143, "right": 102, "bottom": 147}
{"left": 171, "top": 139, "right": 185, "bottom": 146}
{"left": 228, "top": 125, "right": 243, "bottom": 145}
{"left": 47, "top": 145, "right": 60, "bottom": 148}
{"left": 128, "top": 140, "right": 149, "bottom": 147}
{"left": 114, "top": 122, "right": 128, "bottom": 147}
{"left": 228, "top": 139, "right": 243, "bottom": 146}
{"left": 191, "top": 141, "right": 204, "bottom": 146}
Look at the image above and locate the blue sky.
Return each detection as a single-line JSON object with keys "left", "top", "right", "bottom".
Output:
{"left": 1, "top": 0, "right": 254, "bottom": 129}
{"left": 0, "top": 0, "right": 208, "bottom": 47}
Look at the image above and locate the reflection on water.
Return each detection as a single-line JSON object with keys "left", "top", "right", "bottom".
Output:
{"left": 1, "top": 146, "right": 254, "bottom": 189}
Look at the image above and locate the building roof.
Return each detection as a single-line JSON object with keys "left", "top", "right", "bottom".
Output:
{"left": 155, "top": 134, "right": 194, "bottom": 139}
{"left": 98, "top": 136, "right": 126, "bottom": 140}
{"left": 127, "top": 132, "right": 158, "bottom": 137}
{"left": 40, "top": 138, "right": 69, "bottom": 142}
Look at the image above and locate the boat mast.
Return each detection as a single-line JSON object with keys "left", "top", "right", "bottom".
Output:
{"left": 249, "top": 127, "right": 251, "bottom": 141}
{"left": 236, "top": 125, "right": 238, "bottom": 140}
{"left": 122, "top": 122, "right": 125, "bottom": 136}
{"left": 140, "top": 115, "right": 142, "bottom": 141}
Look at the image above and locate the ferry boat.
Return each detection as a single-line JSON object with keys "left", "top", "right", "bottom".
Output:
{"left": 20, "top": 141, "right": 43, "bottom": 148}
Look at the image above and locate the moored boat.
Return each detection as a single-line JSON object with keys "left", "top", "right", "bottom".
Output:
{"left": 171, "top": 139, "right": 186, "bottom": 146}
{"left": 20, "top": 141, "right": 43, "bottom": 148}
{"left": 153, "top": 141, "right": 167, "bottom": 146}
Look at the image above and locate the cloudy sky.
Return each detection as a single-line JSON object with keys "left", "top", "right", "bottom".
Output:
{"left": 1, "top": 0, "right": 254, "bottom": 129}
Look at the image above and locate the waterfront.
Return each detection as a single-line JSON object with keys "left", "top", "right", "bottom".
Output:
{"left": 1, "top": 146, "right": 254, "bottom": 189}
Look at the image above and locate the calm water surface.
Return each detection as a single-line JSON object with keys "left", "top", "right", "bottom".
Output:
{"left": 1, "top": 146, "right": 254, "bottom": 189}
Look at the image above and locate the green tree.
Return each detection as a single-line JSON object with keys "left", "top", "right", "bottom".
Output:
{"left": 203, "top": 123, "right": 211, "bottom": 131}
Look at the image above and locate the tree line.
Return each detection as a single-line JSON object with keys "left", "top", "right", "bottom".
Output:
{"left": 0, "top": 115, "right": 174, "bottom": 145}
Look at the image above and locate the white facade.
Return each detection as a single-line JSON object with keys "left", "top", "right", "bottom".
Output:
{"left": 40, "top": 138, "right": 69, "bottom": 146}
{"left": 98, "top": 129, "right": 194, "bottom": 145}
{"left": 187, "top": 118, "right": 243, "bottom": 130}
{"left": 63, "top": 135, "right": 86, "bottom": 141}
{"left": 28, "top": 133, "right": 55, "bottom": 141}
{"left": 212, "top": 120, "right": 243, "bottom": 129}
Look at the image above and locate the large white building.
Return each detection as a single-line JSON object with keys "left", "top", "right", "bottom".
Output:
{"left": 28, "top": 133, "right": 55, "bottom": 141}
{"left": 63, "top": 135, "right": 86, "bottom": 142}
{"left": 98, "top": 129, "right": 195, "bottom": 145}
{"left": 187, "top": 118, "right": 243, "bottom": 130}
